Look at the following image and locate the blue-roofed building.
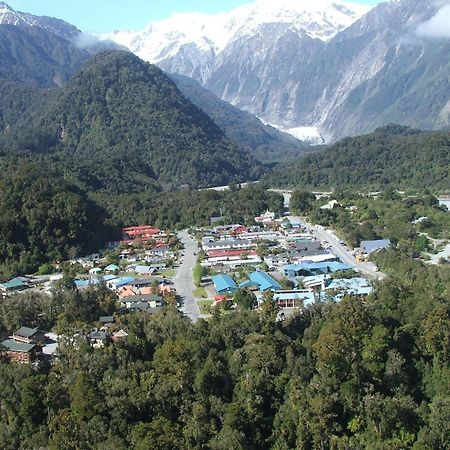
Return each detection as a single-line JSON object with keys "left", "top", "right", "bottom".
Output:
{"left": 283, "top": 262, "right": 353, "bottom": 277}
{"left": 240, "top": 271, "right": 282, "bottom": 292}
{"left": 101, "top": 275, "right": 117, "bottom": 282}
{"left": 104, "top": 264, "right": 120, "bottom": 273}
{"left": 212, "top": 274, "right": 238, "bottom": 294}
{"left": 75, "top": 278, "right": 101, "bottom": 288}
{"left": 326, "top": 278, "right": 373, "bottom": 301}
{"left": 0, "top": 277, "right": 28, "bottom": 292}
{"left": 108, "top": 277, "right": 136, "bottom": 289}
{"left": 361, "top": 239, "right": 391, "bottom": 255}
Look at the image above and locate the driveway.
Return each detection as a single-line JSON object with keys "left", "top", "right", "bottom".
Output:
{"left": 174, "top": 230, "right": 203, "bottom": 322}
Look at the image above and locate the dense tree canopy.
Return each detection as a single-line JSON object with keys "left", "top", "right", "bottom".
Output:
{"left": 1, "top": 51, "right": 264, "bottom": 192}
{"left": 264, "top": 125, "right": 450, "bottom": 192}
{"left": 0, "top": 256, "right": 448, "bottom": 449}
{"left": 0, "top": 165, "right": 114, "bottom": 278}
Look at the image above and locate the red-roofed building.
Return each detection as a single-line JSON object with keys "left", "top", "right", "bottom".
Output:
{"left": 122, "top": 226, "right": 164, "bottom": 244}
{"left": 207, "top": 249, "right": 258, "bottom": 259}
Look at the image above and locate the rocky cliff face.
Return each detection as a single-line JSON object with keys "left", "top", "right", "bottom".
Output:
{"left": 107, "top": 0, "right": 450, "bottom": 142}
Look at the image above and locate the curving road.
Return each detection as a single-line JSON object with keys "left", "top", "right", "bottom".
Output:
{"left": 174, "top": 230, "right": 203, "bottom": 322}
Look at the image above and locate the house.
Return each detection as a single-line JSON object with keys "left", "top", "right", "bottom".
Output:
{"left": 12, "top": 327, "right": 46, "bottom": 346}
{"left": 112, "top": 329, "right": 128, "bottom": 342}
{"left": 212, "top": 274, "right": 238, "bottom": 294}
{"left": 239, "top": 271, "right": 282, "bottom": 292}
{"left": 255, "top": 211, "right": 276, "bottom": 223}
{"left": 0, "top": 339, "right": 39, "bottom": 363}
{"left": 120, "top": 294, "right": 164, "bottom": 309}
{"left": 321, "top": 200, "right": 341, "bottom": 210}
{"left": 129, "top": 265, "right": 156, "bottom": 276}
{"left": 0, "top": 277, "right": 28, "bottom": 292}
{"left": 99, "top": 316, "right": 114, "bottom": 326}
{"left": 118, "top": 285, "right": 137, "bottom": 298}
{"left": 104, "top": 264, "right": 120, "bottom": 273}
{"left": 89, "top": 267, "right": 102, "bottom": 275}
{"left": 360, "top": 239, "right": 391, "bottom": 255}
{"left": 88, "top": 330, "right": 110, "bottom": 348}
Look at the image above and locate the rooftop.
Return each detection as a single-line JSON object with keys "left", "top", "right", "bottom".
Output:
{"left": 1, "top": 339, "right": 36, "bottom": 353}
{"left": 14, "top": 326, "right": 39, "bottom": 338}
{"left": 248, "top": 271, "right": 282, "bottom": 292}
{"left": 212, "top": 274, "right": 238, "bottom": 293}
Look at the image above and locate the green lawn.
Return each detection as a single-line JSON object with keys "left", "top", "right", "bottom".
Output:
{"left": 192, "top": 287, "right": 207, "bottom": 299}
{"left": 160, "top": 269, "right": 176, "bottom": 278}
{"left": 197, "top": 299, "right": 214, "bottom": 315}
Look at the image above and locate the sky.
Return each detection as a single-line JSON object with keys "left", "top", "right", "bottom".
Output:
{"left": 6, "top": 0, "right": 383, "bottom": 33}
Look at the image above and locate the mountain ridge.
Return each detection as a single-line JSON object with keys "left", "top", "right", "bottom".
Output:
{"left": 105, "top": 0, "right": 450, "bottom": 142}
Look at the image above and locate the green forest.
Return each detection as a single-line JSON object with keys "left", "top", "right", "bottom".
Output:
{"left": 263, "top": 125, "right": 450, "bottom": 192}
{"left": 0, "top": 255, "right": 449, "bottom": 449}
{"left": 0, "top": 51, "right": 263, "bottom": 192}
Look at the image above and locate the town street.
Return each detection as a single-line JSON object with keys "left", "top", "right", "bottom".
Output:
{"left": 305, "top": 221, "right": 387, "bottom": 281}
{"left": 174, "top": 230, "right": 203, "bottom": 322}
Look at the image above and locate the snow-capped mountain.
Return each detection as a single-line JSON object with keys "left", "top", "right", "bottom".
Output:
{"left": 0, "top": 1, "right": 79, "bottom": 39}
{"left": 105, "top": 0, "right": 370, "bottom": 79}
{"left": 0, "top": 1, "right": 24, "bottom": 25}
{"left": 105, "top": 0, "right": 450, "bottom": 142}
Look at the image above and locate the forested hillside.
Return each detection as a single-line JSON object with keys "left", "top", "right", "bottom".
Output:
{"left": 264, "top": 125, "right": 450, "bottom": 191}
{"left": 1, "top": 51, "right": 263, "bottom": 191}
{"left": 170, "top": 73, "right": 314, "bottom": 163}
{"left": 0, "top": 164, "right": 113, "bottom": 277}
{"left": 0, "top": 255, "right": 448, "bottom": 449}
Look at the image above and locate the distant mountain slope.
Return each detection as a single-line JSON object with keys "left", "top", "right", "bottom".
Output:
{"left": 1, "top": 51, "right": 264, "bottom": 191}
{"left": 263, "top": 125, "right": 450, "bottom": 191}
{"left": 170, "top": 73, "right": 314, "bottom": 163}
{"left": 0, "top": 2, "right": 123, "bottom": 88}
{"left": 106, "top": 0, "right": 450, "bottom": 141}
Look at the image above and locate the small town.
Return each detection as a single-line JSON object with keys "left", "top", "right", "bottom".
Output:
{"left": 0, "top": 0, "right": 449, "bottom": 448}
{"left": 0, "top": 193, "right": 394, "bottom": 364}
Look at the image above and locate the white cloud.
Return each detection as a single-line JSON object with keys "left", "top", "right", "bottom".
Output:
{"left": 416, "top": 2, "right": 450, "bottom": 39}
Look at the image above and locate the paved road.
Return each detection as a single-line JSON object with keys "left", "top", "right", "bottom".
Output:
{"left": 302, "top": 219, "right": 387, "bottom": 281}
{"left": 174, "top": 230, "right": 203, "bottom": 322}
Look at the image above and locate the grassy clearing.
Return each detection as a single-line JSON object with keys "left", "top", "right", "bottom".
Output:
{"left": 197, "top": 299, "right": 214, "bottom": 315}
{"left": 192, "top": 287, "right": 207, "bottom": 299}
{"left": 160, "top": 269, "right": 176, "bottom": 278}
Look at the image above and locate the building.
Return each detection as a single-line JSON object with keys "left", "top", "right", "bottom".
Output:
{"left": 0, "top": 277, "right": 28, "bottom": 292}
{"left": 270, "top": 290, "right": 316, "bottom": 308}
{"left": 122, "top": 225, "right": 163, "bottom": 244}
{"left": 120, "top": 294, "right": 164, "bottom": 310}
{"left": 104, "top": 264, "right": 120, "bottom": 273}
{"left": 203, "top": 239, "right": 255, "bottom": 251}
{"left": 360, "top": 239, "right": 391, "bottom": 255}
{"left": 321, "top": 200, "right": 341, "bottom": 210}
{"left": 0, "top": 339, "right": 38, "bottom": 363}
{"left": 326, "top": 278, "right": 373, "bottom": 300}
{"left": 212, "top": 274, "right": 238, "bottom": 294}
{"left": 12, "top": 327, "right": 46, "bottom": 345}
{"left": 283, "top": 262, "right": 353, "bottom": 277}
{"left": 255, "top": 211, "right": 276, "bottom": 223}
{"left": 240, "top": 271, "right": 282, "bottom": 292}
